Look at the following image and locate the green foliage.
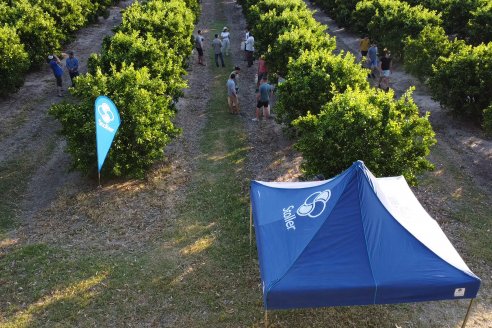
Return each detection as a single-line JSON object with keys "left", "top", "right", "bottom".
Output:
{"left": 96, "top": 31, "right": 187, "bottom": 99}
{"left": 50, "top": 66, "right": 180, "bottom": 178}
{"left": 120, "top": 0, "right": 195, "bottom": 61}
{"left": 316, "top": 0, "right": 360, "bottom": 27}
{"left": 429, "top": 42, "right": 492, "bottom": 119}
{"left": 50, "top": 0, "right": 198, "bottom": 178}
{"left": 293, "top": 87, "right": 436, "bottom": 184}
{"left": 0, "top": 25, "right": 29, "bottom": 96}
{"left": 266, "top": 24, "right": 336, "bottom": 76}
{"left": 0, "top": 0, "right": 117, "bottom": 93}
{"left": 403, "top": 25, "right": 465, "bottom": 81}
{"left": 29, "top": 0, "right": 95, "bottom": 34}
{"left": 275, "top": 49, "right": 369, "bottom": 125}
{"left": 468, "top": 1, "right": 492, "bottom": 45}
{"left": 253, "top": 8, "right": 319, "bottom": 56}
{"left": 483, "top": 103, "right": 492, "bottom": 135}
{"left": 247, "top": 0, "right": 307, "bottom": 27}
{"left": 354, "top": 0, "right": 441, "bottom": 58}
{"left": 0, "top": 0, "right": 63, "bottom": 68}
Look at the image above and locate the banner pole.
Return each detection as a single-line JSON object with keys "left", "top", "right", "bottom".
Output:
{"left": 264, "top": 310, "right": 268, "bottom": 328}
{"left": 461, "top": 299, "right": 475, "bottom": 328}
{"left": 98, "top": 171, "right": 101, "bottom": 188}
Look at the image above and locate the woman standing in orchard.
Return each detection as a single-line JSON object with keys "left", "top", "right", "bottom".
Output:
{"left": 221, "top": 27, "right": 230, "bottom": 56}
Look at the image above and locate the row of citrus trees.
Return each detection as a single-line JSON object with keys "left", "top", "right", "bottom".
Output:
{"left": 49, "top": 0, "right": 199, "bottom": 178}
{"left": 238, "top": 0, "right": 436, "bottom": 183}
{"left": 315, "top": 0, "right": 492, "bottom": 134}
{"left": 0, "top": 0, "right": 117, "bottom": 97}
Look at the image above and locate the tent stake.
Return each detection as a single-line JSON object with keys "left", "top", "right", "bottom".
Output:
{"left": 461, "top": 298, "right": 475, "bottom": 328}
{"left": 264, "top": 310, "right": 268, "bottom": 328}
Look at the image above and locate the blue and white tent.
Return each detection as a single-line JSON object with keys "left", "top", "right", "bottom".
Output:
{"left": 250, "top": 161, "right": 480, "bottom": 310}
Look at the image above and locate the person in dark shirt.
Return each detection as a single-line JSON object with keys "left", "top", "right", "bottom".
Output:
{"left": 65, "top": 51, "right": 79, "bottom": 87}
{"left": 48, "top": 54, "right": 65, "bottom": 97}
{"left": 379, "top": 49, "right": 392, "bottom": 91}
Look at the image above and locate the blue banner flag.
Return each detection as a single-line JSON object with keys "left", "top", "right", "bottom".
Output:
{"left": 95, "top": 96, "right": 121, "bottom": 173}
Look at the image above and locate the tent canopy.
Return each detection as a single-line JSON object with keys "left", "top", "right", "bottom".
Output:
{"left": 250, "top": 161, "right": 480, "bottom": 310}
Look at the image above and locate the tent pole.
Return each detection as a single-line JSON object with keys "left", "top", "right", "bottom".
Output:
{"left": 264, "top": 310, "right": 268, "bottom": 328}
{"left": 461, "top": 298, "right": 475, "bottom": 328}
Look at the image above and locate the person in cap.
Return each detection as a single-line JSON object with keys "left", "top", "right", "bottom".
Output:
{"left": 220, "top": 26, "right": 230, "bottom": 56}
{"left": 65, "top": 50, "right": 79, "bottom": 87}
{"left": 48, "top": 54, "right": 65, "bottom": 97}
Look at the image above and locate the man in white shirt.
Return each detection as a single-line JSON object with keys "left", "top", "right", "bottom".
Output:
{"left": 245, "top": 33, "right": 255, "bottom": 67}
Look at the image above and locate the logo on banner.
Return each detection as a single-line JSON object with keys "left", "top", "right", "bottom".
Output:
{"left": 282, "top": 189, "right": 331, "bottom": 231}
{"left": 97, "top": 103, "right": 116, "bottom": 132}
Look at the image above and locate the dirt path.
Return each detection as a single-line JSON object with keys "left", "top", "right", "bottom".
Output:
{"left": 306, "top": 2, "right": 492, "bottom": 193}
{"left": 0, "top": 1, "right": 133, "bottom": 221}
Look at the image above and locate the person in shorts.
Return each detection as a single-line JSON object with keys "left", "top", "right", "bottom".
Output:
{"left": 48, "top": 54, "right": 64, "bottom": 97}
{"left": 195, "top": 30, "right": 205, "bottom": 66}
{"left": 379, "top": 48, "right": 392, "bottom": 91}
{"left": 253, "top": 76, "right": 273, "bottom": 121}
{"left": 227, "top": 73, "right": 239, "bottom": 114}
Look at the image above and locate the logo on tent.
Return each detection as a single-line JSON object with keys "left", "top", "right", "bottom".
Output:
{"left": 297, "top": 190, "right": 331, "bottom": 218}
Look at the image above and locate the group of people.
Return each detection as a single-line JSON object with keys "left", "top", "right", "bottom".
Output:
{"left": 195, "top": 26, "right": 233, "bottom": 67}
{"left": 359, "top": 36, "right": 392, "bottom": 92}
{"left": 195, "top": 26, "right": 273, "bottom": 122}
{"left": 48, "top": 51, "right": 79, "bottom": 97}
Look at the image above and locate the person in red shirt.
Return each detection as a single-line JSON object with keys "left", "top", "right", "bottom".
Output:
{"left": 257, "top": 55, "right": 268, "bottom": 88}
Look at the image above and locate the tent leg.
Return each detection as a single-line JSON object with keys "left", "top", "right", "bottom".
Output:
{"left": 461, "top": 299, "right": 475, "bottom": 328}
{"left": 249, "top": 202, "right": 253, "bottom": 256}
{"left": 264, "top": 310, "right": 268, "bottom": 328}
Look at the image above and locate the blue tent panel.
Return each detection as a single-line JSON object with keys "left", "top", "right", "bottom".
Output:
{"left": 251, "top": 161, "right": 480, "bottom": 310}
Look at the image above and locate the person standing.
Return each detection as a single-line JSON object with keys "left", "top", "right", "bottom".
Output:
{"left": 253, "top": 76, "right": 273, "bottom": 121}
{"left": 257, "top": 55, "right": 268, "bottom": 88}
{"left": 221, "top": 27, "right": 230, "bottom": 56}
{"left": 379, "top": 49, "right": 392, "bottom": 91}
{"left": 195, "top": 30, "right": 205, "bottom": 66}
{"left": 212, "top": 34, "right": 225, "bottom": 67}
{"left": 227, "top": 73, "right": 239, "bottom": 114}
{"left": 245, "top": 33, "right": 255, "bottom": 68}
{"left": 48, "top": 54, "right": 64, "bottom": 97}
{"left": 359, "top": 36, "right": 370, "bottom": 63}
{"left": 367, "top": 43, "right": 378, "bottom": 78}
{"left": 243, "top": 27, "right": 250, "bottom": 61}
{"left": 65, "top": 50, "right": 79, "bottom": 87}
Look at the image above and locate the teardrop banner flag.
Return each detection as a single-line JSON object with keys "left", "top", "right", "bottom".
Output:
{"left": 95, "top": 96, "right": 121, "bottom": 173}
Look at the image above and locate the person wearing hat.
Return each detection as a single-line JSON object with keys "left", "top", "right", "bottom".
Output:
{"left": 65, "top": 51, "right": 79, "bottom": 87}
{"left": 48, "top": 54, "right": 65, "bottom": 97}
{"left": 220, "top": 26, "right": 230, "bottom": 56}
{"left": 230, "top": 66, "right": 241, "bottom": 111}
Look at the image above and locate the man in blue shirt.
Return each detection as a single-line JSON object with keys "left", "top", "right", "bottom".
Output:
{"left": 253, "top": 76, "right": 273, "bottom": 121}
{"left": 48, "top": 54, "right": 64, "bottom": 97}
{"left": 367, "top": 43, "right": 378, "bottom": 79}
{"left": 65, "top": 51, "right": 79, "bottom": 87}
